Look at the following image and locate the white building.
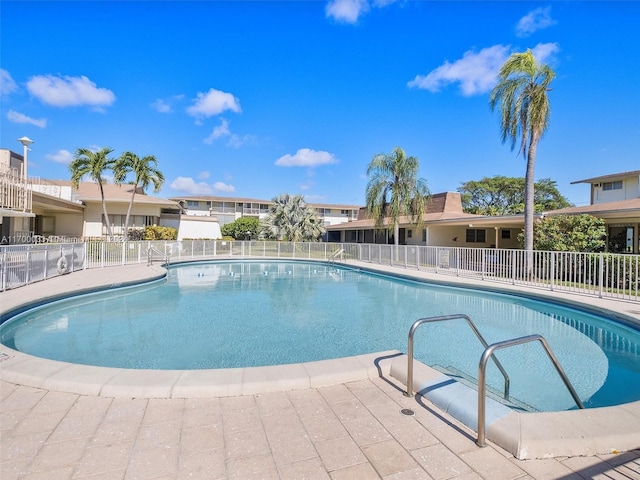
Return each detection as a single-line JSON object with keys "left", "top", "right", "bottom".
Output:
{"left": 169, "top": 195, "right": 361, "bottom": 227}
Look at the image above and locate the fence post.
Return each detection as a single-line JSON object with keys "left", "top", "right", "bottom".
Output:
{"left": 1, "top": 251, "right": 6, "bottom": 291}
{"left": 598, "top": 252, "right": 604, "bottom": 298}
{"left": 44, "top": 247, "right": 49, "bottom": 279}
{"left": 550, "top": 251, "right": 555, "bottom": 291}
{"left": 122, "top": 242, "right": 126, "bottom": 265}
{"left": 511, "top": 250, "right": 516, "bottom": 285}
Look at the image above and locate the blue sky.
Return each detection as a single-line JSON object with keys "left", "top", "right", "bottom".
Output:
{"left": 1, "top": 1, "right": 638, "bottom": 207}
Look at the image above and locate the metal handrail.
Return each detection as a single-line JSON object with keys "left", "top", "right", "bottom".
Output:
{"left": 147, "top": 246, "right": 169, "bottom": 266}
{"left": 476, "top": 334, "right": 584, "bottom": 447}
{"left": 404, "top": 314, "right": 511, "bottom": 399}
{"left": 327, "top": 248, "right": 344, "bottom": 265}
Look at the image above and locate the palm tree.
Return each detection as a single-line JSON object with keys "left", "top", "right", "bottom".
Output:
{"left": 365, "top": 147, "right": 430, "bottom": 247}
{"left": 489, "top": 49, "right": 555, "bottom": 254}
{"left": 70, "top": 147, "right": 116, "bottom": 239}
{"left": 261, "top": 193, "right": 325, "bottom": 242}
{"left": 114, "top": 152, "right": 165, "bottom": 240}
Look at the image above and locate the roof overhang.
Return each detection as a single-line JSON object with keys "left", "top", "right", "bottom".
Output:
{"left": 571, "top": 170, "right": 640, "bottom": 184}
{"left": 32, "top": 192, "right": 85, "bottom": 214}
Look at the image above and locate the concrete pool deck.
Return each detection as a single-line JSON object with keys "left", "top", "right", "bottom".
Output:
{"left": 1, "top": 261, "right": 640, "bottom": 479}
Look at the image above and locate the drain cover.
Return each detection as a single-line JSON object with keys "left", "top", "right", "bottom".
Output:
{"left": 400, "top": 408, "right": 415, "bottom": 416}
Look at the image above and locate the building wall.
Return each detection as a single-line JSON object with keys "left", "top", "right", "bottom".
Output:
{"left": 36, "top": 213, "right": 84, "bottom": 237}
{"left": 592, "top": 176, "right": 639, "bottom": 204}
{"left": 83, "top": 203, "right": 163, "bottom": 237}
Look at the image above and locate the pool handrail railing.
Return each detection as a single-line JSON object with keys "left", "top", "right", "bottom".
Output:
{"left": 476, "top": 334, "right": 585, "bottom": 447}
{"left": 404, "top": 314, "right": 511, "bottom": 400}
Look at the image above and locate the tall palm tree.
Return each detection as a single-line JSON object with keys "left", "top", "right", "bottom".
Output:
{"left": 365, "top": 147, "right": 430, "bottom": 247}
{"left": 261, "top": 193, "right": 325, "bottom": 242}
{"left": 70, "top": 147, "right": 116, "bottom": 239}
{"left": 489, "top": 49, "right": 555, "bottom": 253}
{"left": 114, "top": 152, "right": 165, "bottom": 240}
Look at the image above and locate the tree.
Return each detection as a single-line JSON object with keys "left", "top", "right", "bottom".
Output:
{"left": 490, "top": 49, "right": 555, "bottom": 253}
{"left": 221, "top": 216, "right": 260, "bottom": 240}
{"left": 260, "top": 194, "right": 325, "bottom": 242}
{"left": 70, "top": 147, "right": 116, "bottom": 238}
{"left": 528, "top": 214, "right": 606, "bottom": 252}
{"left": 459, "top": 176, "right": 571, "bottom": 215}
{"left": 365, "top": 147, "right": 430, "bottom": 246}
{"left": 114, "top": 152, "right": 165, "bottom": 241}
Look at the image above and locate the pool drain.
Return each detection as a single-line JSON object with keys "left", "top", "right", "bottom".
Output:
{"left": 400, "top": 408, "right": 415, "bottom": 416}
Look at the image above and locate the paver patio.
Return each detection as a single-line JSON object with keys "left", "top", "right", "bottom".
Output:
{"left": 1, "top": 263, "right": 639, "bottom": 479}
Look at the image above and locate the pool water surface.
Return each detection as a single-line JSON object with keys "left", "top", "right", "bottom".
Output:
{"left": 1, "top": 260, "right": 639, "bottom": 412}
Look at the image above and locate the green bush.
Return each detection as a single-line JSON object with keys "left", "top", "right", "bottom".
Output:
{"left": 144, "top": 225, "right": 177, "bottom": 240}
{"left": 220, "top": 217, "right": 260, "bottom": 240}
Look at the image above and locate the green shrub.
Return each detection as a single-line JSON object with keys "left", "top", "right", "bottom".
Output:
{"left": 144, "top": 226, "right": 177, "bottom": 240}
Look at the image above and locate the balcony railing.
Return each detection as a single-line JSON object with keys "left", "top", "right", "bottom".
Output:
{"left": 0, "top": 171, "right": 32, "bottom": 212}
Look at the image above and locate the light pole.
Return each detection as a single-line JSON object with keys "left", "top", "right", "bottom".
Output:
{"left": 17, "top": 136, "right": 34, "bottom": 179}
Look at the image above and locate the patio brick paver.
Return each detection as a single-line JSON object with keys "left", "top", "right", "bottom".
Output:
{"left": 3, "top": 368, "right": 640, "bottom": 479}
{"left": 1, "top": 264, "right": 640, "bottom": 479}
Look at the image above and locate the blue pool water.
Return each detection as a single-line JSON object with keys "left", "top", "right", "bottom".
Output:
{"left": 1, "top": 260, "right": 639, "bottom": 412}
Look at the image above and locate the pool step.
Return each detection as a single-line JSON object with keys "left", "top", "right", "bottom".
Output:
{"left": 433, "top": 364, "right": 538, "bottom": 413}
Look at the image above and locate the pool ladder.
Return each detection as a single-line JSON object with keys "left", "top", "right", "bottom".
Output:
{"left": 147, "top": 246, "right": 170, "bottom": 267}
{"left": 327, "top": 248, "right": 344, "bottom": 266}
{"left": 404, "top": 314, "right": 585, "bottom": 448}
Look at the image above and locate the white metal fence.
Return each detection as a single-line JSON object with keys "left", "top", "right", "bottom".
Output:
{"left": 1, "top": 240, "right": 638, "bottom": 302}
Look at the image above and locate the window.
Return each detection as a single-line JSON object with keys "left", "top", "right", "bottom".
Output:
{"left": 407, "top": 229, "right": 412, "bottom": 239}
{"left": 186, "top": 200, "right": 199, "bottom": 207}
{"left": 466, "top": 229, "right": 486, "bottom": 243}
{"left": 422, "top": 229, "right": 427, "bottom": 242}
{"left": 501, "top": 229, "right": 511, "bottom": 239}
{"left": 602, "top": 181, "right": 623, "bottom": 191}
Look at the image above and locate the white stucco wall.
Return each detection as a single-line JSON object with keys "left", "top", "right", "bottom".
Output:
{"left": 170, "top": 216, "right": 222, "bottom": 240}
{"left": 592, "top": 176, "right": 639, "bottom": 204}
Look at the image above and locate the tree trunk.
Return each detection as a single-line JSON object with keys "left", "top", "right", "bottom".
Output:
{"left": 523, "top": 134, "right": 539, "bottom": 278}
{"left": 123, "top": 186, "right": 137, "bottom": 241}
{"left": 393, "top": 220, "right": 400, "bottom": 261}
{"left": 99, "top": 182, "right": 114, "bottom": 239}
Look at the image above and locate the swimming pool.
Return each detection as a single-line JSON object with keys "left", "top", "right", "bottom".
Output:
{"left": 1, "top": 260, "right": 639, "bottom": 413}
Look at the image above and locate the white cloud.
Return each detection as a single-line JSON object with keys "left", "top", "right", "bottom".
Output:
{"left": 275, "top": 148, "right": 337, "bottom": 167}
{"left": 325, "top": 0, "right": 397, "bottom": 24}
{"left": 7, "top": 110, "right": 47, "bottom": 128}
{"left": 517, "top": 7, "right": 557, "bottom": 37}
{"left": 204, "top": 118, "right": 231, "bottom": 144}
{"left": 150, "top": 94, "right": 184, "bottom": 113}
{"left": 26, "top": 74, "right": 115, "bottom": 108}
{"left": 408, "top": 45, "right": 511, "bottom": 96}
{"left": 197, "top": 171, "right": 210, "bottom": 180}
{"left": 213, "top": 182, "right": 235, "bottom": 193}
{"left": 187, "top": 88, "right": 241, "bottom": 122}
{"left": 326, "top": 0, "right": 369, "bottom": 23}
{"left": 227, "top": 133, "right": 256, "bottom": 148}
{"left": 46, "top": 149, "right": 74, "bottom": 165}
{"left": 531, "top": 42, "right": 560, "bottom": 65}
{"left": 0, "top": 69, "right": 18, "bottom": 96}
{"left": 170, "top": 176, "right": 236, "bottom": 195}
{"left": 170, "top": 177, "right": 214, "bottom": 195}
{"left": 151, "top": 99, "right": 171, "bottom": 113}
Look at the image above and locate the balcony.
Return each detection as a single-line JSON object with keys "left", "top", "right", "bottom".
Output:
{"left": 0, "top": 168, "right": 32, "bottom": 212}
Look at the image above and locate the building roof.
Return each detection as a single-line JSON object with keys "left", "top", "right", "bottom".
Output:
{"left": 571, "top": 170, "right": 640, "bottom": 185}
{"left": 41, "top": 180, "right": 179, "bottom": 207}
{"left": 324, "top": 191, "right": 529, "bottom": 230}
{"left": 544, "top": 197, "right": 640, "bottom": 218}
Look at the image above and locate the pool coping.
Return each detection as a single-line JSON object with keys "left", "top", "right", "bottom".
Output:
{"left": 1, "top": 259, "right": 640, "bottom": 460}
